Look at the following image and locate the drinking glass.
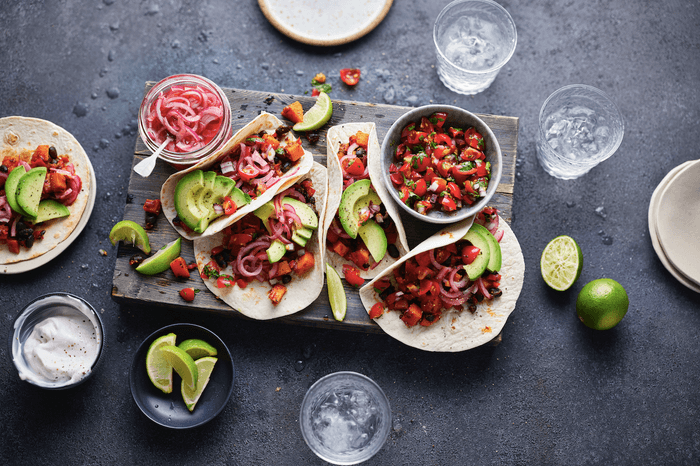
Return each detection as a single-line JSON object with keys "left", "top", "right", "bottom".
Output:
{"left": 536, "top": 84, "right": 624, "bottom": 179}
{"left": 433, "top": 0, "right": 517, "bottom": 95}
{"left": 299, "top": 372, "right": 391, "bottom": 465}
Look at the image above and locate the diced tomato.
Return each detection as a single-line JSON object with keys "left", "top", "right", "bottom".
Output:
{"left": 390, "top": 172, "right": 404, "bottom": 187}
{"left": 340, "top": 68, "right": 361, "bottom": 86}
{"left": 143, "top": 199, "right": 162, "bottom": 215}
{"left": 179, "top": 287, "right": 198, "bottom": 302}
{"left": 300, "top": 179, "right": 316, "bottom": 197}
{"left": 430, "top": 112, "right": 448, "bottom": 128}
{"left": 462, "top": 245, "right": 481, "bottom": 264}
{"left": 373, "top": 279, "right": 391, "bottom": 293}
{"left": 238, "top": 163, "right": 260, "bottom": 183}
{"left": 447, "top": 182, "right": 462, "bottom": 200}
{"left": 399, "top": 185, "right": 411, "bottom": 204}
{"left": 170, "top": 257, "right": 191, "bottom": 278}
{"left": 400, "top": 304, "right": 422, "bottom": 327}
{"left": 406, "top": 130, "right": 427, "bottom": 146}
{"left": 343, "top": 265, "right": 365, "bottom": 287}
{"left": 237, "top": 279, "right": 248, "bottom": 289}
{"left": 200, "top": 260, "right": 221, "bottom": 279}
{"left": 342, "top": 157, "right": 365, "bottom": 177}
{"left": 311, "top": 88, "right": 320, "bottom": 97}
{"left": 415, "top": 252, "right": 432, "bottom": 267}
{"left": 216, "top": 275, "right": 234, "bottom": 288}
{"left": 436, "top": 159, "right": 453, "bottom": 178}
{"left": 464, "top": 127, "right": 484, "bottom": 150}
{"left": 369, "top": 302, "right": 385, "bottom": 319}
{"left": 268, "top": 284, "right": 287, "bottom": 304}
{"left": 222, "top": 196, "right": 237, "bottom": 216}
{"left": 412, "top": 178, "right": 427, "bottom": 197}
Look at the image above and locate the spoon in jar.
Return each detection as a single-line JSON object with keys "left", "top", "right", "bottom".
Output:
{"left": 133, "top": 137, "right": 171, "bottom": 177}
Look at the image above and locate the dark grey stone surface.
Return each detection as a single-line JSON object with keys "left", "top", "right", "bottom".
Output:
{"left": 1, "top": 1, "right": 699, "bottom": 465}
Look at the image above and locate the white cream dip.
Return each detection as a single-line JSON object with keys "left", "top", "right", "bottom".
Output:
{"left": 22, "top": 313, "right": 101, "bottom": 384}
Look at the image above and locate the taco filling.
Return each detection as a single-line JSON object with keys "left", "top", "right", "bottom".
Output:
{"left": 199, "top": 179, "right": 319, "bottom": 305}
{"left": 326, "top": 130, "right": 401, "bottom": 283}
{"left": 1, "top": 144, "right": 82, "bottom": 254}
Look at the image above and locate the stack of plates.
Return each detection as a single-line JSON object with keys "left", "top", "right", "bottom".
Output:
{"left": 648, "top": 160, "right": 700, "bottom": 292}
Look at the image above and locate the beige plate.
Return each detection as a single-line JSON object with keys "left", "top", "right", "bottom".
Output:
{"left": 649, "top": 160, "right": 700, "bottom": 291}
{"left": 1, "top": 156, "right": 97, "bottom": 274}
{"left": 258, "top": 0, "right": 393, "bottom": 46}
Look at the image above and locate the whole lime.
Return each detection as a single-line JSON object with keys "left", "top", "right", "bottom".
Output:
{"left": 576, "top": 278, "right": 629, "bottom": 330}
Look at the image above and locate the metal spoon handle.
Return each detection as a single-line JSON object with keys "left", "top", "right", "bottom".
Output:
{"left": 133, "top": 138, "right": 170, "bottom": 177}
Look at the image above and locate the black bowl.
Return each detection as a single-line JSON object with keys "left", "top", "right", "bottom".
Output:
{"left": 130, "top": 323, "right": 235, "bottom": 429}
{"left": 380, "top": 104, "right": 502, "bottom": 224}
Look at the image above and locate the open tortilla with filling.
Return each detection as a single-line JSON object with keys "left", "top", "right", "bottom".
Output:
{"left": 323, "top": 122, "right": 409, "bottom": 279}
{"left": 161, "top": 112, "right": 313, "bottom": 240}
{"left": 359, "top": 215, "right": 524, "bottom": 352}
{"left": 0, "top": 117, "right": 91, "bottom": 265}
{"left": 193, "top": 162, "right": 328, "bottom": 320}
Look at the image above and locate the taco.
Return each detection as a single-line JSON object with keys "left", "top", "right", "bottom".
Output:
{"left": 323, "top": 122, "right": 409, "bottom": 283}
{"left": 193, "top": 162, "right": 328, "bottom": 320}
{"left": 359, "top": 209, "right": 524, "bottom": 352}
{"left": 161, "top": 112, "right": 313, "bottom": 240}
{"left": 0, "top": 117, "right": 91, "bottom": 265}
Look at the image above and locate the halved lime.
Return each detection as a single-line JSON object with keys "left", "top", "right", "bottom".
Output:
{"left": 292, "top": 92, "right": 333, "bottom": 132}
{"left": 160, "top": 345, "right": 198, "bottom": 391}
{"left": 540, "top": 235, "right": 583, "bottom": 291}
{"left": 182, "top": 356, "right": 217, "bottom": 412}
{"left": 135, "top": 237, "right": 181, "bottom": 275}
{"left": 145, "top": 333, "right": 177, "bottom": 393}
{"left": 109, "top": 220, "right": 151, "bottom": 254}
{"left": 326, "top": 263, "right": 347, "bottom": 321}
{"left": 178, "top": 339, "right": 218, "bottom": 360}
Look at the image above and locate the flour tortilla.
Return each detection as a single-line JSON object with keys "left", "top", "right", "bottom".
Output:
{"left": 324, "top": 122, "right": 409, "bottom": 279}
{"left": 359, "top": 216, "right": 525, "bottom": 352}
{"left": 193, "top": 162, "right": 328, "bottom": 320}
{"left": 0, "top": 117, "right": 91, "bottom": 265}
{"left": 161, "top": 112, "right": 313, "bottom": 240}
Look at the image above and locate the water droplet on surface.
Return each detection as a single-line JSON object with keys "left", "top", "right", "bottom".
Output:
{"left": 515, "top": 171, "right": 522, "bottom": 180}
{"left": 566, "top": 201, "right": 576, "bottom": 208}
{"left": 405, "top": 95, "right": 418, "bottom": 106}
{"left": 212, "top": 58, "right": 219, "bottom": 64}
{"left": 107, "top": 50, "right": 116, "bottom": 62}
{"left": 91, "top": 92, "right": 98, "bottom": 100}
{"left": 601, "top": 235, "right": 613, "bottom": 245}
{"left": 154, "top": 404, "right": 159, "bottom": 408}
{"left": 145, "top": 4, "right": 159, "bottom": 15}
{"left": 295, "top": 70, "right": 304, "bottom": 76}
{"left": 236, "top": 63, "right": 243, "bottom": 69}
{"left": 261, "top": 63, "right": 270, "bottom": 70}
{"left": 99, "top": 138, "right": 110, "bottom": 149}
{"left": 92, "top": 283, "right": 99, "bottom": 288}
{"left": 80, "top": 264, "right": 89, "bottom": 270}
{"left": 594, "top": 206, "right": 607, "bottom": 219}
{"left": 106, "top": 88, "right": 120, "bottom": 99}
{"left": 73, "top": 102, "right": 89, "bottom": 117}
{"left": 99, "top": 68, "right": 108, "bottom": 77}
{"left": 294, "top": 360, "right": 305, "bottom": 372}
{"left": 383, "top": 87, "right": 396, "bottom": 104}
{"left": 109, "top": 22, "right": 119, "bottom": 31}
{"left": 103, "top": 0, "right": 115, "bottom": 5}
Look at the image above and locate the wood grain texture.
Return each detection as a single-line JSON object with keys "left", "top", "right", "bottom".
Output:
{"left": 112, "top": 84, "right": 518, "bottom": 334}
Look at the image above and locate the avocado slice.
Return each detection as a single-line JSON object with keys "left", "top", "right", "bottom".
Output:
{"left": 16, "top": 167, "right": 47, "bottom": 218}
{"left": 266, "top": 239, "right": 287, "bottom": 263}
{"left": 338, "top": 179, "right": 371, "bottom": 239}
{"left": 254, "top": 197, "right": 318, "bottom": 233}
{"left": 174, "top": 170, "right": 205, "bottom": 231}
{"left": 291, "top": 227, "right": 315, "bottom": 247}
{"left": 469, "top": 223, "right": 502, "bottom": 273}
{"left": 5, "top": 165, "right": 29, "bottom": 216}
{"left": 358, "top": 219, "right": 388, "bottom": 263}
{"left": 32, "top": 199, "right": 70, "bottom": 224}
{"left": 355, "top": 189, "right": 382, "bottom": 214}
{"left": 462, "top": 226, "right": 491, "bottom": 280}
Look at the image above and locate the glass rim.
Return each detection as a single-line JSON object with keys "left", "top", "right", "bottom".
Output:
{"left": 433, "top": 0, "right": 518, "bottom": 74}
{"left": 538, "top": 83, "right": 625, "bottom": 159}
{"left": 138, "top": 73, "right": 232, "bottom": 164}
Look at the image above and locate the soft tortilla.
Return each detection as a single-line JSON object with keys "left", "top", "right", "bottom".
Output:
{"left": 324, "top": 122, "right": 409, "bottom": 279}
{"left": 161, "top": 112, "right": 313, "bottom": 240}
{"left": 0, "top": 117, "right": 91, "bottom": 265}
{"left": 359, "top": 216, "right": 525, "bottom": 352}
{"left": 193, "top": 162, "right": 328, "bottom": 320}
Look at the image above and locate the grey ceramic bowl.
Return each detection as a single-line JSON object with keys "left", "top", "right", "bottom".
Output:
{"left": 380, "top": 105, "right": 502, "bottom": 224}
{"left": 10, "top": 292, "right": 104, "bottom": 389}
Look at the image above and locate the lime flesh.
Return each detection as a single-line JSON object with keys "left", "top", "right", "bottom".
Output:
{"left": 160, "top": 345, "right": 198, "bottom": 391}
{"left": 178, "top": 339, "right": 218, "bottom": 360}
{"left": 293, "top": 92, "right": 333, "bottom": 132}
{"left": 135, "top": 237, "right": 181, "bottom": 275}
{"left": 181, "top": 356, "right": 217, "bottom": 412}
{"left": 576, "top": 278, "right": 629, "bottom": 330}
{"left": 326, "top": 263, "right": 347, "bottom": 321}
{"left": 540, "top": 235, "right": 583, "bottom": 291}
{"left": 110, "top": 220, "right": 151, "bottom": 254}
{"left": 145, "top": 333, "right": 177, "bottom": 393}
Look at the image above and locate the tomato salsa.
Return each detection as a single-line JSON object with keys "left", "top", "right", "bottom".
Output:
{"left": 0, "top": 145, "right": 82, "bottom": 254}
{"left": 389, "top": 112, "right": 491, "bottom": 215}
{"left": 326, "top": 131, "right": 400, "bottom": 282}
{"left": 369, "top": 207, "right": 503, "bottom": 328}
{"left": 201, "top": 180, "right": 318, "bottom": 305}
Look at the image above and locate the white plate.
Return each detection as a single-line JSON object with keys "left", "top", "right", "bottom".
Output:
{"left": 650, "top": 160, "right": 700, "bottom": 291}
{"left": 1, "top": 156, "right": 97, "bottom": 274}
{"left": 258, "top": 0, "right": 393, "bottom": 46}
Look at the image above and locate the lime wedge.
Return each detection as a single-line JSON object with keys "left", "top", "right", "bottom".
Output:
{"left": 292, "top": 92, "right": 333, "bottom": 132}
{"left": 145, "top": 333, "right": 177, "bottom": 393}
{"left": 135, "top": 237, "right": 181, "bottom": 275}
{"left": 160, "top": 345, "right": 198, "bottom": 391}
{"left": 178, "top": 339, "right": 218, "bottom": 360}
{"left": 109, "top": 220, "right": 151, "bottom": 254}
{"left": 540, "top": 235, "right": 583, "bottom": 291}
{"left": 181, "top": 356, "right": 217, "bottom": 412}
{"left": 326, "top": 263, "right": 347, "bottom": 321}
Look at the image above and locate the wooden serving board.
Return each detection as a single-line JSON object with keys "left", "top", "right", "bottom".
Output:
{"left": 111, "top": 84, "right": 518, "bottom": 333}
